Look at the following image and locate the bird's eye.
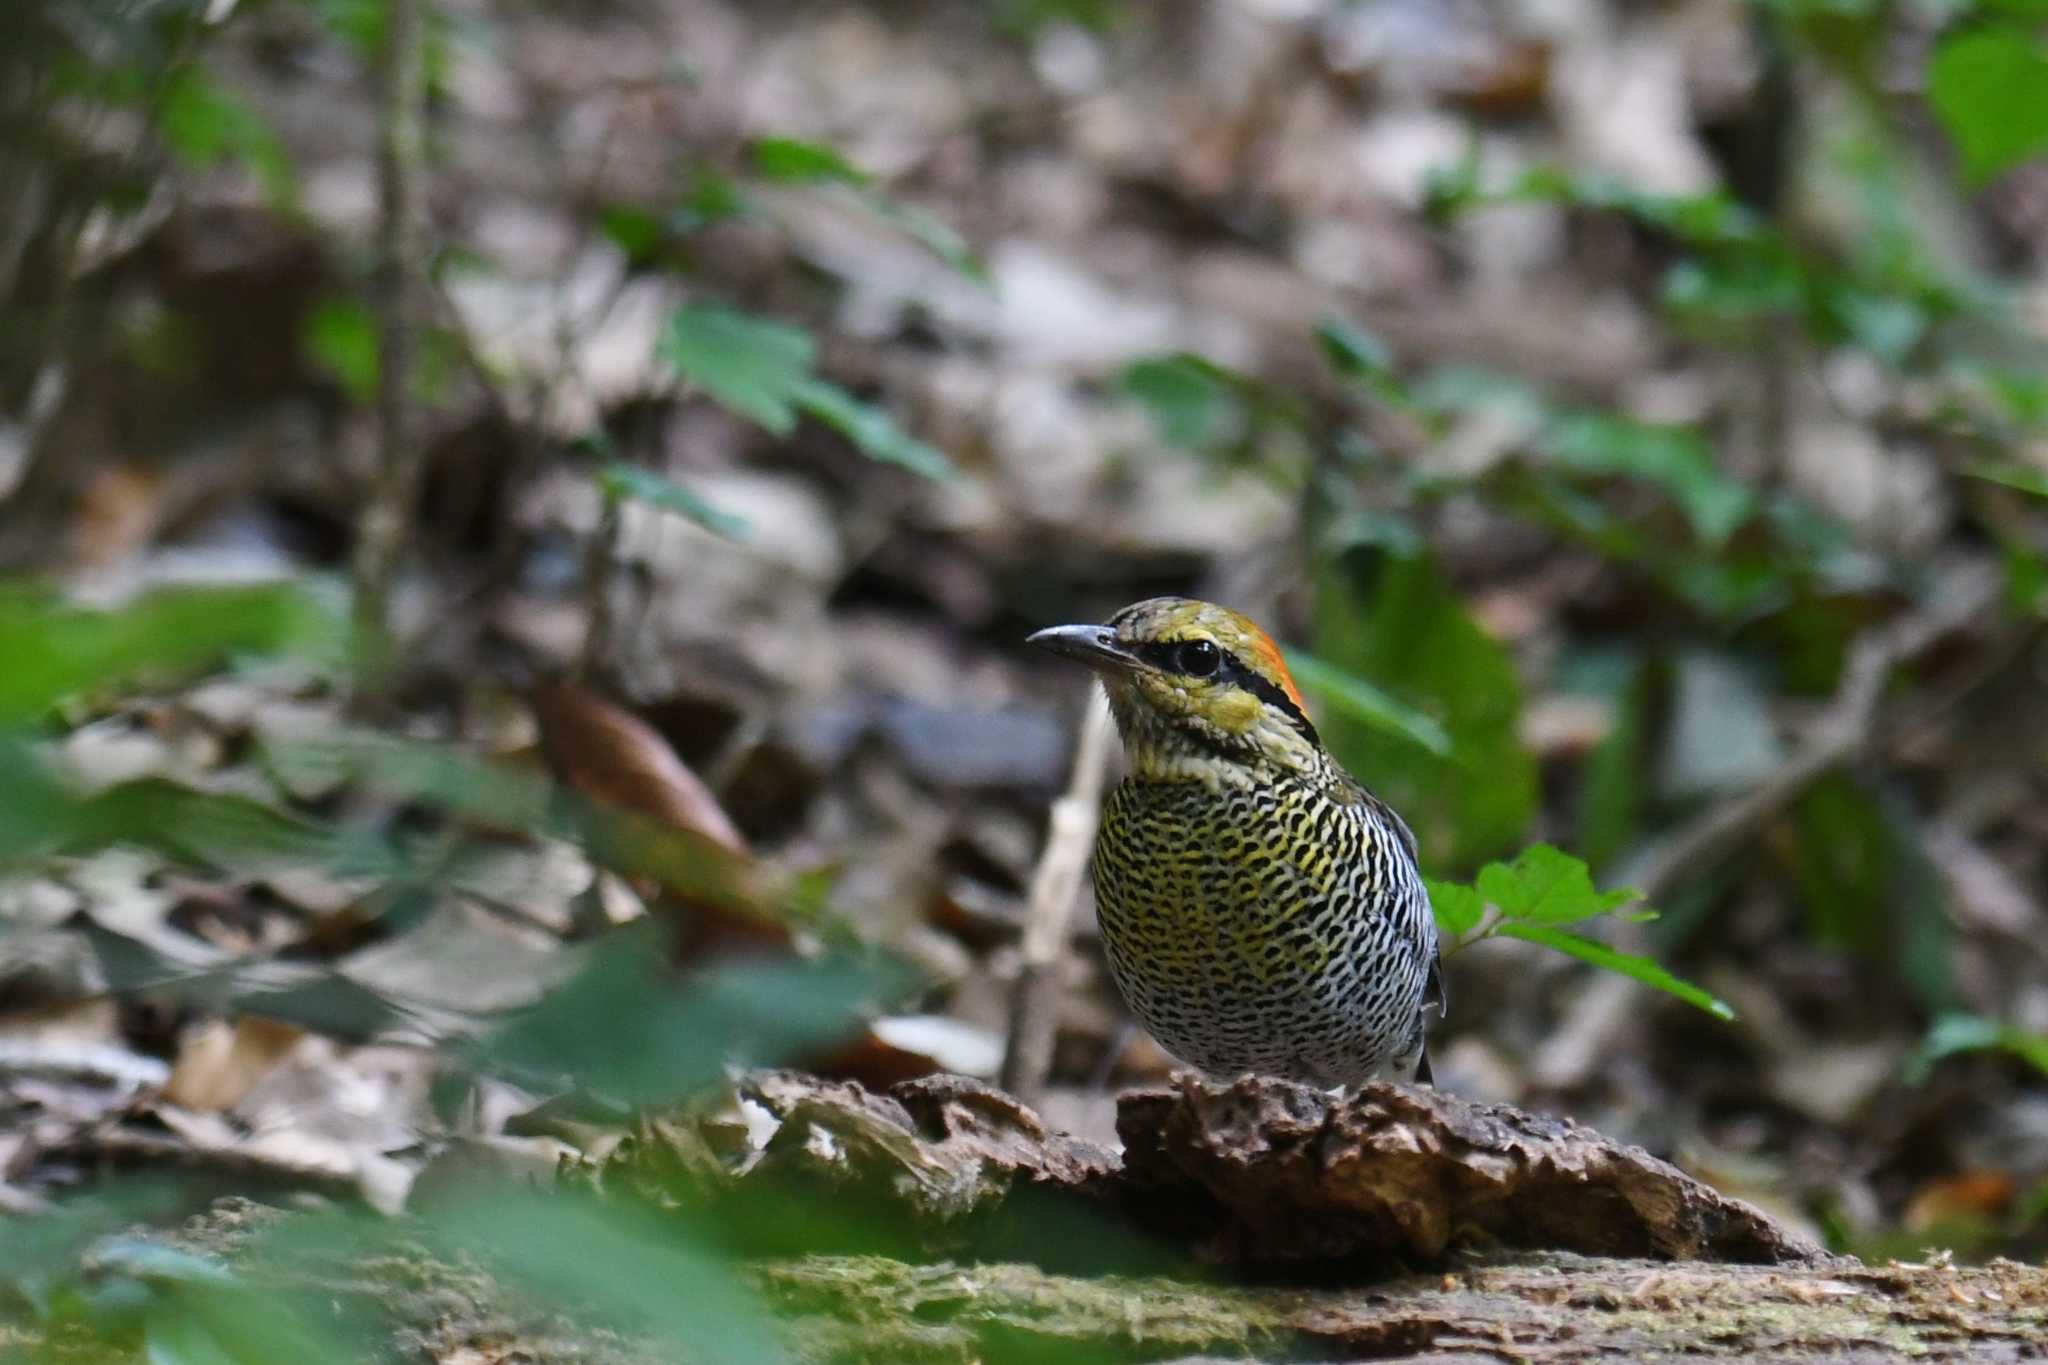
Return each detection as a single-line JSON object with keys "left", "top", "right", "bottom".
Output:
{"left": 1175, "top": 639, "right": 1221, "bottom": 677}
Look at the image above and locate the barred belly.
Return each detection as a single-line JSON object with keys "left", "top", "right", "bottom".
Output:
{"left": 1092, "top": 775, "right": 1433, "bottom": 1086}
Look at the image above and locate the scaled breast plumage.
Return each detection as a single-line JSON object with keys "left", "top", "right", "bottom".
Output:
{"left": 1030, "top": 596, "right": 1442, "bottom": 1088}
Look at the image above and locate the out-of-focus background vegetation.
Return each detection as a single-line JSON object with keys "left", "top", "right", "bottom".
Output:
{"left": 3, "top": 0, "right": 2048, "bottom": 1357}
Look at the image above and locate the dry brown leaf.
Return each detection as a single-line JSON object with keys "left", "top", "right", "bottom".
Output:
{"left": 1903, "top": 1171, "right": 2017, "bottom": 1232}
{"left": 530, "top": 681, "right": 789, "bottom": 960}
{"left": 165, "top": 1015, "right": 308, "bottom": 1113}
{"left": 531, "top": 682, "right": 748, "bottom": 855}
{"left": 65, "top": 464, "right": 164, "bottom": 571}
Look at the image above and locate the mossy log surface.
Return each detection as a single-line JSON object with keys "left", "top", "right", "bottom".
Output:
{"left": 757, "top": 1251, "right": 2048, "bottom": 1364}
{"left": 8, "top": 1075, "right": 2044, "bottom": 1362}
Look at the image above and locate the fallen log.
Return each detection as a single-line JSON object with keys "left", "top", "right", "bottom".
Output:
{"left": 8, "top": 1074, "right": 2042, "bottom": 1363}
{"left": 604, "top": 1071, "right": 1822, "bottom": 1270}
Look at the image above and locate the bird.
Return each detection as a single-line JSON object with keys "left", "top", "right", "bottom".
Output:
{"left": 1029, "top": 597, "right": 1443, "bottom": 1087}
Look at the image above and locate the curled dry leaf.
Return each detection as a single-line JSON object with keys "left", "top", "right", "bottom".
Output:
{"left": 529, "top": 681, "right": 790, "bottom": 961}
{"left": 530, "top": 682, "right": 749, "bottom": 856}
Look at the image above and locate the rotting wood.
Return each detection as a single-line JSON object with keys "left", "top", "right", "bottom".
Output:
{"left": 1115, "top": 1074, "right": 1828, "bottom": 1267}
{"left": 602, "top": 1071, "right": 1819, "bottom": 1271}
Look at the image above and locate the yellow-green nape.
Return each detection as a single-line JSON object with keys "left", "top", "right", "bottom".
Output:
{"left": 1107, "top": 597, "right": 1309, "bottom": 711}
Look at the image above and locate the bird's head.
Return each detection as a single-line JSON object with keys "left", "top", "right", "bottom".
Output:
{"left": 1029, "top": 597, "right": 1324, "bottom": 782}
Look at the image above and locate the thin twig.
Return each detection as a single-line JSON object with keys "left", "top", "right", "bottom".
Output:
{"left": 1000, "top": 685, "right": 1115, "bottom": 1106}
{"left": 350, "top": 0, "right": 428, "bottom": 708}
{"left": 1532, "top": 559, "right": 2005, "bottom": 1090}
{"left": 1616, "top": 559, "right": 2002, "bottom": 902}
{"left": 577, "top": 489, "right": 621, "bottom": 681}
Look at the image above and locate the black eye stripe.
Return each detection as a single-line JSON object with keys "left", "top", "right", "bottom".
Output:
{"left": 1132, "top": 640, "right": 1320, "bottom": 744}
{"left": 1232, "top": 665, "right": 1320, "bottom": 745}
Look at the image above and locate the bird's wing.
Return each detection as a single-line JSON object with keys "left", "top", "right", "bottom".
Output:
{"left": 1332, "top": 768, "right": 1445, "bottom": 1018}
{"left": 1328, "top": 769, "right": 1421, "bottom": 864}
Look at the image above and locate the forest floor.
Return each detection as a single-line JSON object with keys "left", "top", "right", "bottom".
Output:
{"left": 4, "top": 0, "right": 2048, "bottom": 1359}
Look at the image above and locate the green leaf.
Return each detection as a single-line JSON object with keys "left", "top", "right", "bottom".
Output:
{"left": 676, "top": 169, "right": 753, "bottom": 232}
{"left": 1425, "top": 878, "right": 1485, "bottom": 938}
{"left": 793, "top": 379, "right": 957, "bottom": 481}
{"left": 1928, "top": 25, "right": 2048, "bottom": 186}
{"left": 301, "top": 0, "right": 385, "bottom": 55}
{"left": 91, "top": 1239, "right": 238, "bottom": 1291}
{"left": 142, "top": 1275, "right": 357, "bottom": 1362}
{"left": 2002, "top": 537, "right": 2048, "bottom": 616}
{"left": 1475, "top": 844, "right": 1641, "bottom": 925}
{"left": 657, "top": 305, "right": 953, "bottom": 476}
{"left": 595, "top": 461, "right": 750, "bottom": 538}
{"left": 1539, "top": 412, "right": 1752, "bottom": 547}
{"left": 994, "top": 0, "right": 1123, "bottom": 35}
{"left": 1411, "top": 364, "right": 1547, "bottom": 432}
{"left": 0, "top": 737, "right": 69, "bottom": 863}
{"left": 64, "top": 779, "right": 349, "bottom": 873}
{"left": 1282, "top": 648, "right": 1451, "bottom": 756}
{"left": 1828, "top": 288, "right": 1926, "bottom": 365}
{"left": 598, "top": 204, "right": 664, "bottom": 264}
{"left": 1313, "top": 554, "right": 1536, "bottom": 869}
{"left": 310, "top": 737, "right": 770, "bottom": 917}
{"left": 1497, "top": 922, "right": 1734, "bottom": 1020}
{"left": 302, "top": 298, "right": 378, "bottom": 403}
{"left": 753, "top": 136, "right": 870, "bottom": 186}
{"left": 1965, "top": 459, "right": 2048, "bottom": 498}
{"left": 1788, "top": 775, "right": 1954, "bottom": 1012}
{"left": 658, "top": 303, "right": 817, "bottom": 434}
{"left": 1790, "top": 773, "right": 1891, "bottom": 951}
{"left": 1120, "top": 355, "right": 1239, "bottom": 450}
{"left": 158, "top": 66, "right": 296, "bottom": 206}
{"left": 1315, "top": 318, "right": 1395, "bottom": 381}
{"left": 418, "top": 1191, "right": 789, "bottom": 1361}
{"left": 747, "top": 136, "right": 984, "bottom": 279}
{"left": 479, "top": 921, "right": 913, "bottom": 1102}
{"left": 0, "top": 583, "right": 341, "bottom": 723}
{"left": 1573, "top": 652, "right": 1647, "bottom": 873}
{"left": 0, "top": 1179, "right": 194, "bottom": 1283}
{"left": 1907, "top": 1013, "right": 2048, "bottom": 1084}
{"left": 145, "top": 1305, "right": 243, "bottom": 1365}
{"left": 865, "top": 195, "right": 990, "bottom": 283}
{"left": 1661, "top": 255, "right": 1806, "bottom": 330}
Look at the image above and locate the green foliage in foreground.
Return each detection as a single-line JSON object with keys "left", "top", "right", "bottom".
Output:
{"left": 0, "top": 582, "right": 923, "bottom": 1361}
{"left": 0, "top": 583, "right": 340, "bottom": 725}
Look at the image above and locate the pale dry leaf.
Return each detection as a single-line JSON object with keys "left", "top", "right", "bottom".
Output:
{"left": 165, "top": 1014, "right": 307, "bottom": 1113}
